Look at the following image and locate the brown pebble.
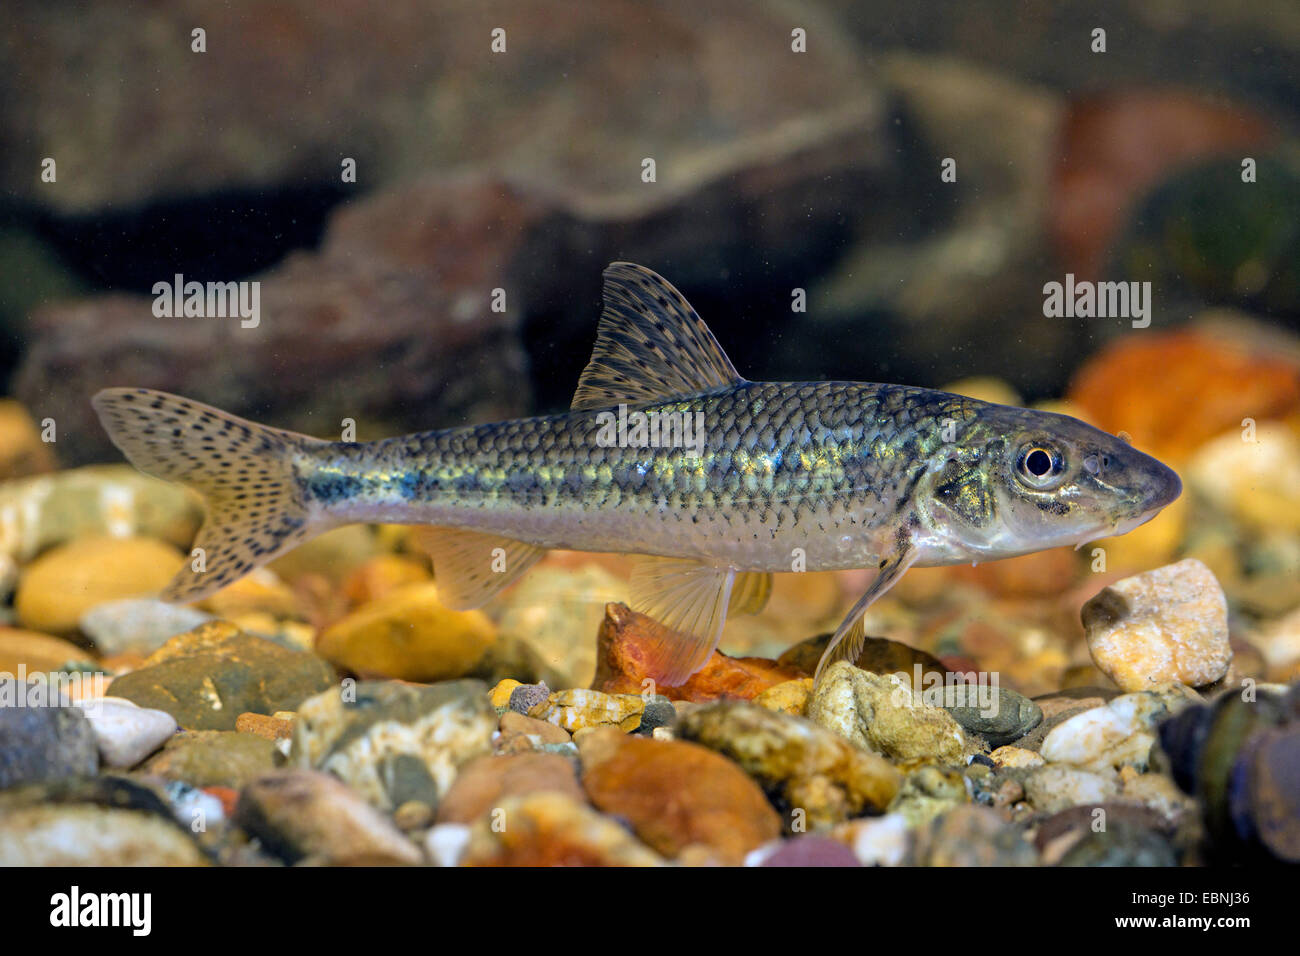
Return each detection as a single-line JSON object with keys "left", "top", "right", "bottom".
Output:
{"left": 499, "top": 710, "right": 571, "bottom": 745}
{"left": 235, "top": 712, "right": 294, "bottom": 741}
{"left": 393, "top": 800, "right": 436, "bottom": 832}
{"left": 437, "top": 752, "right": 585, "bottom": 825}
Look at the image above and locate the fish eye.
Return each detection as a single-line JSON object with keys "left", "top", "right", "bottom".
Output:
{"left": 1016, "top": 443, "right": 1065, "bottom": 488}
{"left": 1025, "top": 448, "right": 1052, "bottom": 476}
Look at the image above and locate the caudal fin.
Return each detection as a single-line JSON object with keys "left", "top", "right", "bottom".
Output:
{"left": 92, "top": 388, "right": 328, "bottom": 603}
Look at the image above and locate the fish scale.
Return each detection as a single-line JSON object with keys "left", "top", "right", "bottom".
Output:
{"left": 93, "top": 261, "right": 1180, "bottom": 685}
{"left": 308, "top": 380, "right": 971, "bottom": 574}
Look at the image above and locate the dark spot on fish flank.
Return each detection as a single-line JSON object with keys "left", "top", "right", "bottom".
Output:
{"left": 1035, "top": 498, "right": 1070, "bottom": 516}
{"left": 304, "top": 471, "right": 362, "bottom": 503}
{"left": 452, "top": 472, "right": 483, "bottom": 495}
{"left": 394, "top": 472, "right": 421, "bottom": 499}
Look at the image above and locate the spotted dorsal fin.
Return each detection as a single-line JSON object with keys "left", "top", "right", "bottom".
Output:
{"left": 571, "top": 262, "right": 745, "bottom": 411}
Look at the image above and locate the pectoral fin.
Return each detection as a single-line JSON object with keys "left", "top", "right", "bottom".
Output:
{"left": 412, "top": 527, "right": 546, "bottom": 610}
{"left": 629, "top": 556, "right": 737, "bottom": 686}
{"left": 814, "top": 547, "right": 918, "bottom": 684}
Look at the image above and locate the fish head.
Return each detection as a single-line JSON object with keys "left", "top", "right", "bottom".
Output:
{"left": 915, "top": 403, "right": 1182, "bottom": 562}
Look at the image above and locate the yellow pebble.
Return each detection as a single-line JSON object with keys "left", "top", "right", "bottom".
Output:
{"left": 753, "top": 678, "right": 815, "bottom": 716}
{"left": 490, "top": 679, "right": 523, "bottom": 709}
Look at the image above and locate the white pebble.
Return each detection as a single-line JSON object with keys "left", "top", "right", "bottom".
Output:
{"left": 73, "top": 696, "right": 177, "bottom": 768}
{"left": 424, "top": 822, "right": 472, "bottom": 867}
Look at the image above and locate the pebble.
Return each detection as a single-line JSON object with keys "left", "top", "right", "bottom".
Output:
{"left": 1057, "top": 821, "right": 1179, "bottom": 866}
{"left": 497, "top": 710, "right": 572, "bottom": 751}
{"left": 290, "top": 679, "right": 495, "bottom": 811}
{"left": 1159, "top": 686, "right": 1300, "bottom": 863}
{"left": 14, "top": 536, "right": 185, "bottom": 633}
{"left": 1082, "top": 559, "right": 1231, "bottom": 691}
{"left": 200, "top": 567, "right": 301, "bottom": 619}
{"left": 1249, "top": 726, "right": 1300, "bottom": 863}
{"left": 677, "top": 700, "right": 901, "bottom": 829}
{"left": 234, "top": 769, "right": 424, "bottom": 865}
{"left": 0, "top": 700, "right": 98, "bottom": 787}
{"left": 808, "top": 661, "right": 969, "bottom": 763}
{"left": 489, "top": 678, "right": 522, "bottom": 709}
{"left": 268, "top": 525, "right": 382, "bottom": 585}
{"left": 593, "top": 602, "right": 802, "bottom": 700}
{"left": 78, "top": 598, "right": 213, "bottom": 656}
{"left": 0, "top": 627, "right": 95, "bottom": 675}
{"left": 71, "top": 696, "right": 177, "bottom": 768}
{"left": 1187, "top": 422, "right": 1300, "bottom": 534}
{"left": 635, "top": 696, "right": 678, "bottom": 735}
{"left": 758, "top": 835, "right": 861, "bottom": 867}
{"left": 1021, "top": 765, "right": 1120, "bottom": 814}
{"left": 107, "top": 621, "right": 336, "bottom": 730}
{"left": 578, "top": 727, "right": 782, "bottom": 864}
{"left": 988, "top": 745, "right": 1045, "bottom": 769}
{"left": 496, "top": 563, "right": 626, "bottom": 689}
{"left": 0, "top": 399, "right": 57, "bottom": 479}
{"left": 830, "top": 814, "right": 911, "bottom": 866}
{"left": 1251, "top": 606, "right": 1300, "bottom": 682}
{"left": 460, "top": 791, "right": 665, "bottom": 866}
{"left": 393, "top": 800, "right": 436, "bottom": 832}
{"left": 1016, "top": 688, "right": 1115, "bottom": 752}
{"left": 528, "top": 688, "right": 646, "bottom": 732}
{"left": 910, "top": 804, "right": 1038, "bottom": 866}
{"left": 752, "top": 677, "right": 814, "bottom": 716}
{"left": 315, "top": 582, "right": 497, "bottom": 682}
{"left": 1067, "top": 328, "right": 1300, "bottom": 467}
{"left": 162, "top": 780, "right": 227, "bottom": 833}
{"left": 1040, "top": 688, "right": 1189, "bottom": 772}
{"left": 437, "top": 752, "right": 585, "bottom": 825}
{"left": 776, "top": 633, "right": 948, "bottom": 684}
{"left": 507, "top": 681, "right": 551, "bottom": 716}
{"left": 944, "top": 686, "right": 1042, "bottom": 747}
{"left": 887, "top": 764, "right": 970, "bottom": 828}
{"left": 0, "top": 804, "right": 208, "bottom": 866}
{"left": 1119, "top": 770, "right": 1199, "bottom": 825}
{"left": 234, "top": 711, "right": 295, "bottom": 742}
{"left": 1035, "top": 803, "right": 1176, "bottom": 865}
{"left": 0, "top": 465, "right": 198, "bottom": 578}
{"left": 424, "top": 822, "right": 472, "bottom": 867}
{"left": 341, "top": 554, "right": 431, "bottom": 606}
{"left": 140, "top": 730, "right": 277, "bottom": 789}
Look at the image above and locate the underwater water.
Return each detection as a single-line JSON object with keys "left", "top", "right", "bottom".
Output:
{"left": 0, "top": 0, "right": 1298, "bottom": 905}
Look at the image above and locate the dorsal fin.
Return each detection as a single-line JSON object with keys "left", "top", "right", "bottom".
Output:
{"left": 571, "top": 262, "right": 745, "bottom": 411}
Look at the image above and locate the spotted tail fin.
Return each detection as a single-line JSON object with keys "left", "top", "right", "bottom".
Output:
{"left": 92, "top": 388, "right": 329, "bottom": 603}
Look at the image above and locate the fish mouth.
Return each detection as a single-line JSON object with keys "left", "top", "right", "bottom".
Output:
{"left": 1074, "top": 460, "right": 1182, "bottom": 548}
{"left": 1073, "top": 500, "right": 1170, "bottom": 550}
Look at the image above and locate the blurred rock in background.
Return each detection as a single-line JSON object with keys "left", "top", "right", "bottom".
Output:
{"left": 1, "top": 0, "right": 1296, "bottom": 461}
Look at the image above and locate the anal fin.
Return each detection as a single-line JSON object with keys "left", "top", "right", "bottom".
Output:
{"left": 728, "top": 571, "right": 772, "bottom": 616}
{"left": 412, "top": 527, "right": 546, "bottom": 610}
{"left": 629, "top": 556, "right": 736, "bottom": 686}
